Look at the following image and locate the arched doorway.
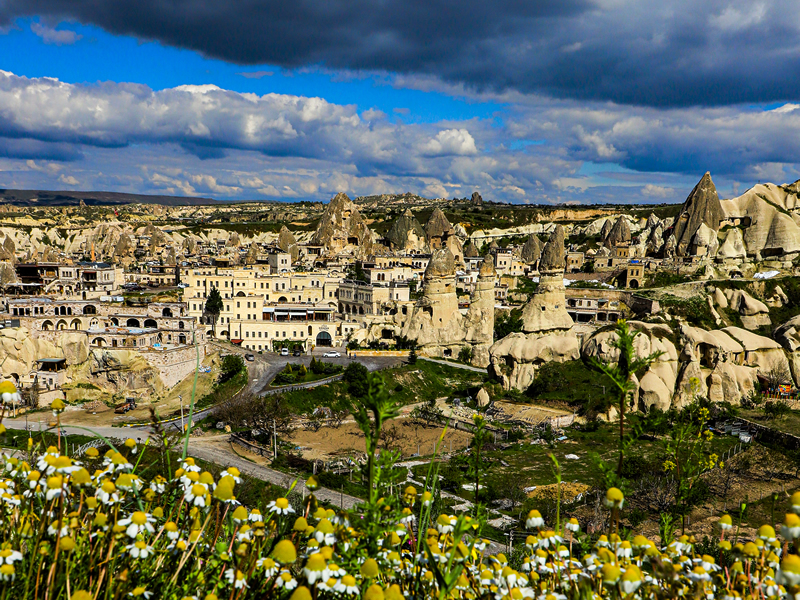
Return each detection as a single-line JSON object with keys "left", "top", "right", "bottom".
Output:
{"left": 71, "top": 319, "right": 82, "bottom": 330}
{"left": 316, "top": 331, "right": 332, "bottom": 347}
{"left": 178, "top": 334, "right": 187, "bottom": 344}
{"left": 144, "top": 319, "right": 157, "bottom": 328}
{"left": 42, "top": 320, "right": 53, "bottom": 331}
{"left": 83, "top": 305, "right": 97, "bottom": 315}
{"left": 126, "top": 318, "right": 141, "bottom": 327}
{"left": 56, "top": 320, "right": 68, "bottom": 330}
{"left": 92, "top": 338, "right": 106, "bottom": 347}
{"left": 162, "top": 307, "right": 173, "bottom": 317}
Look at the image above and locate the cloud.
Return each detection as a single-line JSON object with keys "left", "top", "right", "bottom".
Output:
{"left": 58, "top": 174, "right": 79, "bottom": 185}
{"left": 423, "top": 129, "right": 478, "bottom": 157}
{"left": 237, "top": 71, "right": 273, "bottom": 79}
{"left": 641, "top": 184, "right": 674, "bottom": 198}
{"left": 393, "top": 107, "right": 410, "bottom": 115}
{"left": 30, "top": 21, "right": 81, "bottom": 45}
{"left": 5, "top": 0, "right": 800, "bottom": 107}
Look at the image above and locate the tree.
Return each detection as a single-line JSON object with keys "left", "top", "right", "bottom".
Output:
{"left": 587, "top": 319, "right": 663, "bottom": 481}
{"left": 410, "top": 398, "right": 445, "bottom": 427}
{"left": 494, "top": 308, "right": 523, "bottom": 340}
{"left": 761, "top": 358, "right": 792, "bottom": 393}
{"left": 344, "top": 362, "right": 370, "bottom": 398}
{"left": 204, "top": 287, "right": 224, "bottom": 336}
{"left": 408, "top": 348, "right": 418, "bottom": 365}
{"left": 219, "top": 354, "right": 245, "bottom": 384}
{"left": 468, "top": 414, "right": 491, "bottom": 511}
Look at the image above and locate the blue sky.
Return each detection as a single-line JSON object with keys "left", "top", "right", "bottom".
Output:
{"left": 0, "top": 4, "right": 799, "bottom": 204}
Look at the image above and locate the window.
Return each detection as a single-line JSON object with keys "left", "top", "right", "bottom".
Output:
{"left": 237, "top": 314, "right": 240, "bottom": 319}
{"left": 245, "top": 331, "right": 249, "bottom": 338}
{"left": 236, "top": 302, "right": 240, "bottom": 308}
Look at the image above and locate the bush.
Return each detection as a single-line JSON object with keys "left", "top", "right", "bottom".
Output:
{"left": 343, "top": 362, "right": 370, "bottom": 398}
{"left": 458, "top": 346, "right": 473, "bottom": 364}
{"left": 219, "top": 354, "right": 245, "bottom": 384}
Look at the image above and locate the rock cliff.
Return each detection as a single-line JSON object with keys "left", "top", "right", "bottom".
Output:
{"left": 674, "top": 172, "right": 723, "bottom": 257}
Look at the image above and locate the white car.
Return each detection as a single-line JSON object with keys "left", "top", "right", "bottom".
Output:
{"left": 280, "top": 348, "right": 289, "bottom": 356}
{"left": 177, "top": 283, "right": 190, "bottom": 288}
{"left": 323, "top": 351, "right": 341, "bottom": 358}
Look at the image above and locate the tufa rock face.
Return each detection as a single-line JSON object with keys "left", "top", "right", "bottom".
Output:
{"left": 463, "top": 241, "right": 480, "bottom": 257}
{"left": 471, "top": 191, "right": 483, "bottom": 205}
{"left": 277, "top": 225, "right": 299, "bottom": 262}
{"left": 425, "top": 208, "right": 455, "bottom": 240}
{"left": 424, "top": 248, "right": 456, "bottom": 279}
{"left": 604, "top": 218, "right": 632, "bottom": 248}
{"left": 385, "top": 209, "right": 428, "bottom": 252}
{"left": 311, "top": 192, "right": 377, "bottom": 257}
{"left": 521, "top": 234, "right": 544, "bottom": 264}
{"left": 538, "top": 225, "right": 566, "bottom": 272}
{"left": 674, "top": 172, "right": 723, "bottom": 256}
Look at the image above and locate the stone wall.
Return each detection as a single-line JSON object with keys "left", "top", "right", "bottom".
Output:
{"left": 140, "top": 344, "right": 208, "bottom": 388}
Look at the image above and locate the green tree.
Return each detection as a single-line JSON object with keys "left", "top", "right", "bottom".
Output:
{"left": 494, "top": 308, "right": 523, "bottom": 339}
{"left": 204, "top": 287, "right": 224, "bottom": 336}
{"left": 343, "top": 362, "right": 370, "bottom": 398}
{"left": 587, "top": 320, "right": 663, "bottom": 480}
{"left": 458, "top": 346, "right": 473, "bottom": 364}
{"left": 219, "top": 354, "right": 245, "bottom": 384}
{"left": 408, "top": 348, "right": 418, "bottom": 365}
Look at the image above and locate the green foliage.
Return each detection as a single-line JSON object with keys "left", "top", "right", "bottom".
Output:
{"left": 645, "top": 271, "right": 691, "bottom": 288}
{"left": 204, "top": 287, "right": 224, "bottom": 317}
{"left": 458, "top": 346, "right": 473, "bottom": 364}
{"left": 659, "top": 294, "right": 717, "bottom": 329}
{"left": 494, "top": 308, "right": 523, "bottom": 339}
{"left": 219, "top": 354, "right": 245, "bottom": 385}
{"left": 343, "top": 362, "right": 370, "bottom": 398}
{"left": 408, "top": 348, "right": 418, "bottom": 365}
{"left": 588, "top": 319, "right": 663, "bottom": 481}
{"left": 526, "top": 360, "right": 611, "bottom": 412}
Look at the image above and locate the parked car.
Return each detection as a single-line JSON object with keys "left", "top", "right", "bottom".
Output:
{"left": 293, "top": 348, "right": 302, "bottom": 356}
{"left": 177, "top": 283, "right": 190, "bottom": 288}
{"left": 244, "top": 353, "right": 255, "bottom": 362}
{"left": 280, "top": 348, "right": 289, "bottom": 356}
{"left": 323, "top": 351, "right": 341, "bottom": 358}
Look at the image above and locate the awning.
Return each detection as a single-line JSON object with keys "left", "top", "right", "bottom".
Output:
{"left": 231, "top": 339, "right": 243, "bottom": 345}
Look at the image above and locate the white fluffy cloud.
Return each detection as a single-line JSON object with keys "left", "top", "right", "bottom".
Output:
{"left": 423, "top": 129, "right": 478, "bottom": 157}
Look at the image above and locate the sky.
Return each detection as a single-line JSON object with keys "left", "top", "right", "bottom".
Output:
{"left": 1, "top": 2, "right": 800, "bottom": 204}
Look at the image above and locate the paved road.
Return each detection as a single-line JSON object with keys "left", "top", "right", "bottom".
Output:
{"left": 419, "top": 357, "right": 488, "bottom": 374}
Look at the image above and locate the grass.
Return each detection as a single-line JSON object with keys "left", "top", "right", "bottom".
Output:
{"left": 739, "top": 407, "right": 800, "bottom": 438}
{"left": 526, "top": 359, "right": 612, "bottom": 411}
{"left": 277, "top": 360, "right": 488, "bottom": 414}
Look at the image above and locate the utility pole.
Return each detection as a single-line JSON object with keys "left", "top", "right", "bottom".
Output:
{"left": 273, "top": 418, "right": 278, "bottom": 459}
{"left": 179, "top": 395, "right": 184, "bottom": 431}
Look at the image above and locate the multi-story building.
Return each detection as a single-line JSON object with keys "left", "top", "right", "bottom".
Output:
{"left": 337, "top": 280, "right": 411, "bottom": 316}
{"left": 5, "top": 298, "right": 201, "bottom": 349}
{"left": 224, "top": 302, "right": 340, "bottom": 351}
{"left": 14, "top": 262, "right": 122, "bottom": 295}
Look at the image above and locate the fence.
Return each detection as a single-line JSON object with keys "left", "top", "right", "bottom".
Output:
{"left": 719, "top": 417, "right": 800, "bottom": 451}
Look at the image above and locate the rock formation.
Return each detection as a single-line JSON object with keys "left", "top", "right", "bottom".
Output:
{"left": 385, "top": 209, "right": 428, "bottom": 253}
{"left": 521, "top": 234, "right": 544, "bottom": 265}
{"left": 401, "top": 249, "right": 464, "bottom": 355}
{"left": 521, "top": 225, "right": 572, "bottom": 333}
{"left": 489, "top": 225, "right": 576, "bottom": 390}
{"left": 674, "top": 172, "right": 723, "bottom": 256}
{"left": 604, "top": 218, "right": 631, "bottom": 249}
{"left": 311, "top": 192, "right": 378, "bottom": 257}
{"left": 724, "top": 289, "right": 771, "bottom": 329}
{"left": 463, "top": 255, "right": 496, "bottom": 367}
{"left": 424, "top": 208, "right": 463, "bottom": 262}
{"left": 277, "top": 225, "right": 299, "bottom": 261}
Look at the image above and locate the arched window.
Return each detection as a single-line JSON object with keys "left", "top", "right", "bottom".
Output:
{"left": 126, "top": 318, "right": 141, "bottom": 328}
{"left": 83, "top": 305, "right": 97, "bottom": 315}
{"left": 162, "top": 307, "right": 173, "bottom": 317}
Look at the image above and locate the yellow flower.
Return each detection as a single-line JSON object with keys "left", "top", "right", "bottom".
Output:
{"left": 272, "top": 540, "right": 297, "bottom": 564}
{"left": 289, "top": 587, "right": 312, "bottom": 600}
{"left": 604, "top": 488, "right": 624, "bottom": 509}
{"left": 72, "top": 592, "right": 93, "bottom": 600}
{"left": 58, "top": 537, "right": 75, "bottom": 552}
{"left": 361, "top": 557, "right": 380, "bottom": 578}
{"left": 364, "top": 584, "right": 384, "bottom": 600}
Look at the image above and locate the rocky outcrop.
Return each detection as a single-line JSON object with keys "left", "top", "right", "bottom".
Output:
{"left": 311, "top": 192, "right": 378, "bottom": 257}
{"left": 582, "top": 322, "right": 680, "bottom": 412}
{"left": 717, "top": 227, "right": 747, "bottom": 260}
{"left": 604, "top": 218, "right": 631, "bottom": 249}
{"left": 521, "top": 226, "right": 572, "bottom": 333}
{"left": 424, "top": 208, "right": 463, "bottom": 262}
{"left": 401, "top": 249, "right": 464, "bottom": 355}
{"left": 489, "top": 332, "right": 580, "bottom": 391}
{"left": 521, "top": 234, "right": 544, "bottom": 264}
{"left": 463, "top": 256, "right": 496, "bottom": 367}
{"left": 674, "top": 172, "right": 723, "bottom": 256}
{"left": 725, "top": 289, "right": 771, "bottom": 330}
{"left": 774, "top": 315, "right": 800, "bottom": 385}
{"left": 86, "top": 349, "right": 164, "bottom": 395}
{"left": 385, "top": 209, "right": 428, "bottom": 252}
{"left": 0, "top": 328, "right": 88, "bottom": 380}
{"left": 720, "top": 182, "right": 800, "bottom": 258}
{"left": 277, "top": 225, "right": 299, "bottom": 261}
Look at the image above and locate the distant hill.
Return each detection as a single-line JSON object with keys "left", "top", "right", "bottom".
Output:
{"left": 0, "top": 188, "right": 225, "bottom": 207}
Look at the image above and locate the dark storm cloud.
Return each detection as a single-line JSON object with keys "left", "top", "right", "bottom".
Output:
{"left": 4, "top": 0, "right": 800, "bottom": 106}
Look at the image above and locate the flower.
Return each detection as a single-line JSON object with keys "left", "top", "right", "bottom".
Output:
{"left": 126, "top": 541, "right": 152, "bottom": 559}
{"left": 303, "top": 553, "right": 330, "bottom": 584}
{"left": 184, "top": 483, "right": 208, "bottom": 507}
{"left": 0, "top": 549, "right": 23, "bottom": 565}
{"left": 759, "top": 524, "right": 777, "bottom": 542}
{"left": 118, "top": 511, "right": 155, "bottom": 539}
{"left": 783, "top": 514, "right": 800, "bottom": 540}
{"left": 336, "top": 574, "right": 360, "bottom": 595}
{"left": 272, "top": 540, "right": 297, "bottom": 564}
{"left": 604, "top": 488, "right": 624, "bottom": 509}
{"left": 621, "top": 565, "right": 642, "bottom": 593}
{"left": 526, "top": 510, "right": 544, "bottom": 529}
{"left": 275, "top": 571, "right": 298, "bottom": 590}
{"left": 129, "top": 587, "right": 152, "bottom": 598}
{"left": 718, "top": 514, "right": 733, "bottom": 531}
{"left": 268, "top": 497, "right": 295, "bottom": 515}
{"left": 0, "top": 564, "right": 15, "bottom": 582}
{"left": 778, "top": 554, "right": 800, "bottom": 586}
{"left": 565, "top": 518, "right": 580, "bottom": 533}
{"left": 224, "top": 568, "right": 248, "bottom": 589}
